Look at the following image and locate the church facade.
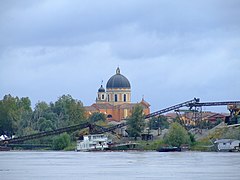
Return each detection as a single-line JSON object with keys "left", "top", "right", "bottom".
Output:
{"left": 85, "top": 67, "right": 150, "bottom": 121}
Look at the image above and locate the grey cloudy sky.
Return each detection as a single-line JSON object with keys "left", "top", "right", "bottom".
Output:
{"left": 0, "top": 0, "right": 240, "bottom": 112}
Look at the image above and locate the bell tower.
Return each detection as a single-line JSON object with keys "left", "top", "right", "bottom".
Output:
{"left": 96, "top": 83, "right": 106, "bottom": 103}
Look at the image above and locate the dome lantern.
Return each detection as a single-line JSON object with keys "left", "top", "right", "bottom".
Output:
{"left": 106, "top": 67, "right": 131, "bottom": 89}
{"left": 98, "top": 85, "right": 105, "bottom": 92}
{"left": 116, "top": 67, "right": 120, "bottom": 74}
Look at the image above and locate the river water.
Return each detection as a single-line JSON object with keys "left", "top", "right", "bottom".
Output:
{"left": 0, "top": 151, "right": 240, "bottom": 180}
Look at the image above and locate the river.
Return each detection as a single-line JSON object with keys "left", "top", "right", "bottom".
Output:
{"left": 0, "top": 151, "right": 240, "bottom": 180}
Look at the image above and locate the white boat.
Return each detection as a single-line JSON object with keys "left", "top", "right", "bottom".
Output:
{"left": 76, "top": 134, "right": 111, "bottom": 151}
{"left": 214, "top": 139, "right": 240, "bottom": 152}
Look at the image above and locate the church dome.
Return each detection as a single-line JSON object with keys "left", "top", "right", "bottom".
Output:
{"left": 98, "top": 85, "right": 105, "bottom": 92}
{"left": 106, "top": 67, "right": 131, "bottom": 89}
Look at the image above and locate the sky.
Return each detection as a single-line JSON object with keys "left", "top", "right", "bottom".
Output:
{"left": 0, "top": 0, "right": 240, "bottom": 113}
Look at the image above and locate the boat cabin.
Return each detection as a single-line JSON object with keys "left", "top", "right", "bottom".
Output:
{"left": 76, "top": 134, "right": 111, "bottom": 151}
{"left": 214, "top": 139, "right": 240, "bottom": 152}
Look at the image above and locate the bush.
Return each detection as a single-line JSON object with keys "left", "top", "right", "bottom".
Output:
{"left": 52, "top": 133, "right": 71, "bottom": 150}
{"left": 163, "top": 122, "right": 191, "bottom": 147}
{"left": 88, "top": 112, "right": 106, "bottom": 123}
{"left": 142, "top": 140, "right": 165, "bottom": 150}
{"left": 190, "top": 140, "right": 214, "bottom": 151}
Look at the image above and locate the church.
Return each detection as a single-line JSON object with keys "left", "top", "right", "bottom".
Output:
{"left": 85, "top": 67, "right": 150, "bottom": 121}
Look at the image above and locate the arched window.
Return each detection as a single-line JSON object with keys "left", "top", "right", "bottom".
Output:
{"left": 107, "top": 94, "right": 110, "bottom": 102}
{"left": 102, "top": 94, "right": 104, "bottom": 100}
{"left": 115, "top": 94, "right": 118, "bottom": 102}
{"left": 124, "top": 94, "right": 126, "bottom": 102}
{"left": 107, "top": 114, "right": 112, "bottom": 118}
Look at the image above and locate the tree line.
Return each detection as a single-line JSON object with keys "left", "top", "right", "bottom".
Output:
{"left": 0, "top": 94, "right": 193, "bottom": 150}
{"left": 0, "top": 94, "right": 86, "bottom": 137}
{"left": 0, "top": 94, "right": 168, "bottom": 139}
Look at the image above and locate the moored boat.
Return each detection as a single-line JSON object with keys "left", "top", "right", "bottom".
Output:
{"left": 214, "top": 139, "right": 240, "bottom": 152}
{"left": 157, "top": 146, "right": 181, "bottom": 152}
{"left": 0, "top": 146, "right": 11, "bottom": 151}
{"left": 109, "top": 142, "right": 140, "bottom": 151}
{"left": 76, "top": 134, "right": 111, "bottom": 151}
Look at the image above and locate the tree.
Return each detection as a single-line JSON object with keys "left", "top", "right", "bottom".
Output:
{"left": 37, "top": 117, "right": 55, "bottom": 132}
{"left": 31, "top": 95, "right": 86, "bottom": 131}
{"left": 148, "top": 116, "right": 169, "bottom": 130}
{"left": 89, "top": 112, "right": 106, "bottom": 123}
{"left": 164, "top": 122, "right": 191, "bottom": 147}
{"left": 16, "top": 97, "right": 33, "bottom": 135}
{"left": 32, "top": 101, "right": 51, "bottom": 130}
{"left": 33, "top": 101, "right": 49, "bottom": 121}
{"left": 126, "top": 104, "right": 145, "bottom": 140}
{"left": 0, "top": 95, "right": 32, "bottom": 136}
{"left": 52, "top": 94, "right": 86, "bottom": 127}
{"left": 52, "top": 133, "right": 71, "bottom": 150}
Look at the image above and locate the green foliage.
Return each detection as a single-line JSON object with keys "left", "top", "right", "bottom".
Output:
{"left": 148, "top": 116, "right": 169, "bottom": 130}
{"left": 51, "top": 94, "right": 86, "bottom": 127}
{"left": 141, "top": 140, "right": 165, "bottom": 150}
{"left": 190, "top": 140, "right": 213, "bottom": 151}
{"left": 0, "top": 94, "right": 89, "bottom": 150}
{"left": 222, "top": 127, "right": 240, "bottom": 140}
{"left": 21, "top": 127, "right": 39, "bottom": 136}
{"left": 52, "top": 133, "right": 71, "bottom": 150}
{"left": 207, "top": 126, "right": 240, "bottom": 140}
{"left": 89, "top": 112, "right": 106, "bottom": 123}
{"left": 164, "top": 122, "right": 191, "bottom": 147}
{"left": 191, "top": 127, "right": 240, "bottom": 151}
{"left": 188, "top": 132, "right": 196, "bottom": 143}
{"left": 63, "top": 142, "right": 76, "bottom": 151}
{"left": 95, "top": 120, "right": 108, "bottom": 128}
{"left": 38, "top": 117, "right": 55, "bottom": 132}
{"left": 0, "top": 94, "right": 86, "bottom": 140}
{"left": 31, "top": 95, "right": 86, "bottom": 131}
{"left": 32, "top": 101, "right": 51, "bottom": 129}
{"left": 127, "top": 104, "right": 145, "bottom": 140}
{"left": 0, "top": 95, "right": 32, "bottom": 136}
{"left": 16, "top": 127, "right": 41, "bottom": 145}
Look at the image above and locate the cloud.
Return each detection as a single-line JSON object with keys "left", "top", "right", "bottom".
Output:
{"left": 1, "top": 0, "right": 239, "bottom": 47}
{"left": 0, "top": 0, "right": 240, "bottom": 112}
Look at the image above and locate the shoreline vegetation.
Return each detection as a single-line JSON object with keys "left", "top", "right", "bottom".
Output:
{"left": 1, "top": 94, "right": 240, "bottom": 152}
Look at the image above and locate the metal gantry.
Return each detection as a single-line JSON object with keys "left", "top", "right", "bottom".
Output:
{"left": 145, "top": 98, "right": 200, "bottom": 119}
{"left": 0, "top": 122, "right": 91, "bottom": 145}
{"left": 187, "top": 101, "right": 240, "bottom": 108}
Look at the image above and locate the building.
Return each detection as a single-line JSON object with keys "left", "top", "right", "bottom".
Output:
{"left": 85, "top": 67, "right": 150, "bottom": 121}
{"left": 165, "top": 111, "right": 227, "bottom": 127}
